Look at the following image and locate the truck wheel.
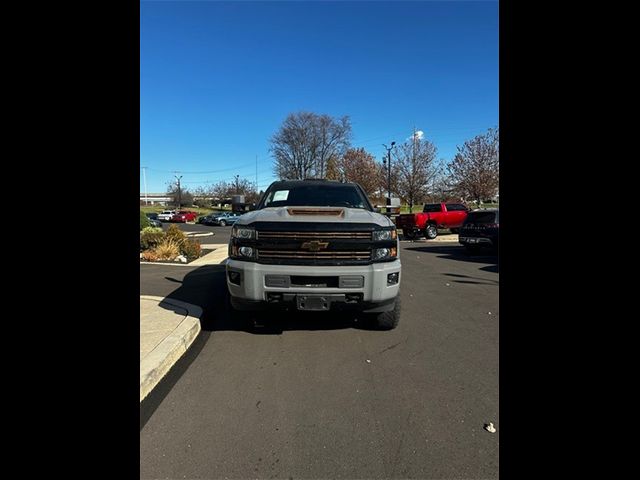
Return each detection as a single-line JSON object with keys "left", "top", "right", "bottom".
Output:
{"left": 368, "top": 298, "right": 401, "bottom": 330}
{"left": 219, "top": 220, "right": 227, "bottom": 226}
{"left": 424, "top": 224, "right": 438, "bottom": 239}
{"left": 403, "top": 229, "right": 417, "bottom": 240}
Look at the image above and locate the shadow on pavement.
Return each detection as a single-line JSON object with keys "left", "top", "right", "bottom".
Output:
{"left": 405, "top": 244, "right": 499, "bottom": 273}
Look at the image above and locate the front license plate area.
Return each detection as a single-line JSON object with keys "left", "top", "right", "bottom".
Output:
{"left": 297, "top": 295, "right": 330, "bottom": 311}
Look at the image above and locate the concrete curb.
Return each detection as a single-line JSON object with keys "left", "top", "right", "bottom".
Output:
{"left": 187, "top": 244, "right": 229, "bottom": 266}
{"left": 185, "top": 231, "right": 214, "bottom": 238}
{"left": 400, "top": 234, "right": 460, "bottom": 244}
{"left": 140, "top": 244, "right": 228, "bottom": 267}
{"left": 140, "top": 296, "right": 202, "bottom": 402}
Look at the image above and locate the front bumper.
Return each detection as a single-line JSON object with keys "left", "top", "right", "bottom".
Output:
{"left": 459, "top": 236, "right": 494, "bottom": 245}
{"left": 226, "top": 258, "right": 401, "bottom": 311}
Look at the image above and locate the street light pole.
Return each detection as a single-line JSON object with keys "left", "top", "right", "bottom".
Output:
{"left": 382, "top": 142, "right": 396, "bottom": 212}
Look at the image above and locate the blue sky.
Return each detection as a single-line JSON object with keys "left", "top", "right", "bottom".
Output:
{"left": 140, "top": 0, "right": 498, "bottom": 193}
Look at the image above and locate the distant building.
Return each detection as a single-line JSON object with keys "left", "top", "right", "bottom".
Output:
{"left": 139, "top": 193, "right": 172, "bottom": 205}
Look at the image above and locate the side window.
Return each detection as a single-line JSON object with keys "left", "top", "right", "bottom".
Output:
{"left": 446, "top": 204, "right": 467, "bottom": 212}
{"left": 423, "top": 204, "right": 441, "bottom": 213}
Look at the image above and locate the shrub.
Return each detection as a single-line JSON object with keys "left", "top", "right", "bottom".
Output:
{"left": 140, "top": 230, "right": 165, "bottom": 251}
{"left": 140, "top": 211, "right": 151, "bottom": 231}
{"left": 165, "top": 224, "right": 186, "bottom": 245}
{"left": 154, "top": 239, "right": 181, "bottom": 260}
{"left": 181, "top": 238, "right": 202, "bottom": 261}
{"left": 141, "top": 250, "right": 159, "bottom": 262}
{"left": 141, "top": 226, "right": 163, "bottom": 234}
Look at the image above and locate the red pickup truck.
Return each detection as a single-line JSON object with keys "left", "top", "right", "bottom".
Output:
{"left": 396, "top": 202, "right": 469, "bottom": 239}
{"left": 170, "top": 210, "right": 198, "bottom": 223}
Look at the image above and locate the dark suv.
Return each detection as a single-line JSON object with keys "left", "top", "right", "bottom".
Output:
{"left": 458, "top": 209, "right": 499, "bottom": 253}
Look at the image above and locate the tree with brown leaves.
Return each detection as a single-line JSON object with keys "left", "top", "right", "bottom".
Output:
{"left": 325, "top": 147, "right": 380, "bottom": 197}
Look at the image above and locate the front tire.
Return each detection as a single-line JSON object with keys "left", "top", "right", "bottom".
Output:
{"left": 219, "top": 220, "right": 227, "bottom": 226}
{"left": 424, "top": 224, "right": 438, "bottom": 239}
{"left": 367, "top": 298, "right": 401, "bottom": 330}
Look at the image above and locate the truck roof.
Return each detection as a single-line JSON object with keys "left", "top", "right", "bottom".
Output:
{"left": 267, "top": 179, "right": 353, "bottom": 189}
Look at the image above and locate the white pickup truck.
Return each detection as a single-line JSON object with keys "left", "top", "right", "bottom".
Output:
{"left": 226, "top": 179, "right": 401, "bottom": 329}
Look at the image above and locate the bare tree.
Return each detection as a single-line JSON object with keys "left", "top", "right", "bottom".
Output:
{"left": 207, "top": 178, "right": 259, "bottom": 203}
{"left": 165, "top": 182, "right": 194, "bottom": 208}
{"left": 392, "top": 134, "right": 440, "bottom": 212}
{"left": 446, "top": 127, "right": 499, "bottom": 204}
{"left": 270, "top": 111, "right": 351, "bottom": 179}
{"left": 192, "top": 186, "right": 211, "bottom": 208}
{"left": 426, "top": 166, "right": 458, "bottom": 202}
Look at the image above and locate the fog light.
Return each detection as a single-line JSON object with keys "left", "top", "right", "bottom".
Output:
{"left": 387, "top": 272, "right": 399, "bottom": 285}
{"left": 228, "top": 270, "right": 241, "bottom": 285}
{"left": 239, "top": 246, "right": 254, "bottom": 257}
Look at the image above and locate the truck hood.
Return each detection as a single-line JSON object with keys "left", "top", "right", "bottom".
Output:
{"left": 236, "top": 207, "right": 394, "bottom": 227}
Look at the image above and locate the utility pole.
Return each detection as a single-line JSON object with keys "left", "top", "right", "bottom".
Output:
{"left": 142, "top": 166, "right": 148, "bottom": 205}
{"left": 235, "top": 174, "right": 240, "bottom": 194}
{"left": 255, "top": 155, "right": 258, "bottom": 192}
{"left": 175, "top": 174, "right": 183, "bottom": 210}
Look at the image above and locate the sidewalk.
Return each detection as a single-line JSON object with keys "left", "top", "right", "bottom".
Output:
{"left": 140, "top": 296, "right": 203, "bottom": 402}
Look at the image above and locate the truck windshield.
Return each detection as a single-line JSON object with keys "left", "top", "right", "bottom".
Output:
{"left": 260, "top": 184, "right": 372, "bottom": 210}
{"left": 464, "top": 211, "right": 498, "bottom": 224}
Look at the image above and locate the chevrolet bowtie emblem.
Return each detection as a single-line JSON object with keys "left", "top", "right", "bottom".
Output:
{"left": 300, "top": 240, "right": 329, "bottom": 252}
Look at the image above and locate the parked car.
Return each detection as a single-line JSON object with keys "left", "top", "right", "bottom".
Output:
{"left": 458, "top": 209, "right": 499, "bottom": 253}
{"left": 157, "top": 210, "right": 176, "bottom": 222}
{"left": 148, "top": 218, "right": 162, "bottom": 228}
{"left": 395, "top": 202, "right": 469, "bottom": 239}
{"left": 171, "top": 210, "right": 198, "bottom": 223}
{"left": 202, "top": 212, "right": 242, "bottom": 227}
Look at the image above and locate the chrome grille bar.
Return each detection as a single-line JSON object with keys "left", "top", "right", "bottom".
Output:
{"left": 257, "top": 231, "right": 371, "bottom": 240}
{"left": 257, "top": 250, "right": 371, "bottom": 260}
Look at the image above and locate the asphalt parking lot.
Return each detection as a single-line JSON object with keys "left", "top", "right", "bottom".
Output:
{"left": 140, "top": 223, "right": 499, "bottom": 479}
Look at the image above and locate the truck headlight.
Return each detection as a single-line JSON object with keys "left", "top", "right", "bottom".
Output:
{"left": 372, "top": 229, "right": 397, "bottom": 241}
{"left": 373, "top": 247, "right": 397, "bottom": 260}
{"left": 231, "top": 226, "right": 255, "bottom": 239}
{"left": 231, "top": 245, "right": 256, "bottom": 259}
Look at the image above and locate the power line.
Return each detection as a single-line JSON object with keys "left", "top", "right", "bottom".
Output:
{"left": 144, "top": 162, "right": 255, "bottom": 174}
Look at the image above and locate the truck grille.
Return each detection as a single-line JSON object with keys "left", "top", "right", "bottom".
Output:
{"left": 256, "top": 231, "right": 371, "bottom": 240}
{"left": 257, "top": 250, "right": 371, "bottom": 261}
{"left": 251, "top": 226, "right": 377, "bottom": 265}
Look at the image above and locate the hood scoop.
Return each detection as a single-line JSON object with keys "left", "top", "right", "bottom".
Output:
{"left": 287, "top": 208, "right": 345, "bottom": 217}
